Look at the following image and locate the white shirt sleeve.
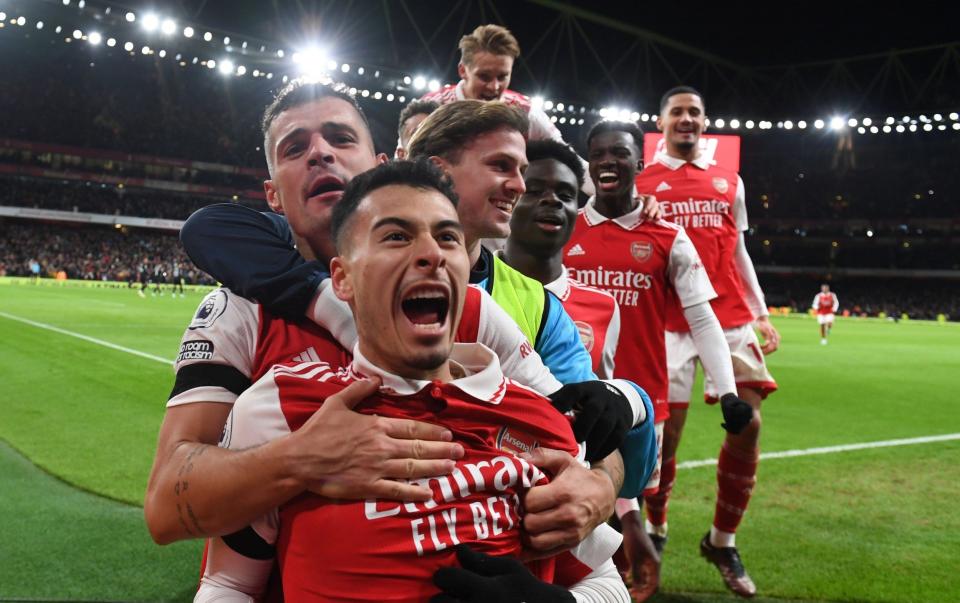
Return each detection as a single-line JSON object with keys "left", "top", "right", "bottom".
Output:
{"left": 167, "top": 288, "right": 258, "bottom": 407}
{"left": 476, "top": 287, "right": 563, "bottom": 396}
{"left": 734, "top": 233, "right": 768, "bottom": 319}
{"left": 832, "top": 293, "right": 840, "bottom": 312}
{"left": 570, "top": 559, "right": 631, "bottom": 603}
{"left": 683, "top": 301, "right": 736, "bottom": 396}
{"left": 597, "top": 302, "right": 620, "bottom": 380}
{"left": 812, "top": 293, "right": 820, "bottom": 310}
{"left": 667, "top": 226, "right": 717, "bottom": 309}
{"left": 734, "top": 175, "right": 748, "bottom": 232}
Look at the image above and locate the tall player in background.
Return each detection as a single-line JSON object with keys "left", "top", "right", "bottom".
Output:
{"left": 565, "top": 120, "right": 751, "bottom": 600}
{"left": 634, "top": 86, "right": 780, "bottom": 598}
{"left": 421, "top": 24, "right": 593, "bottom": 196}
{"left": 812, "top": 284, "right": 839, "bottom": 344}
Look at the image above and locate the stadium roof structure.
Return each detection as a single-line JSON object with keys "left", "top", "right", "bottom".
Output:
{"left": 127, "top": 0, "right": 960, "bottom": 117}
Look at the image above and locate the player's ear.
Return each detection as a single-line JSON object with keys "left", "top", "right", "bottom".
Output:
{"left": 329, "top": 256, "right": 355, "bottom": 303}
{"left": 655, "top": 116, "right": 664, "bottom": 133}
{"left": 264, "top": 180, "right": 283, "bottom": 214}
{"left": 457, "top": 61, "right": 467, "bottom": 80}
{"left": 429, "top": 155, "right": 450, "bottom": 175}
{"left": 376, "top": 152, "right": 390, "bottom": 165}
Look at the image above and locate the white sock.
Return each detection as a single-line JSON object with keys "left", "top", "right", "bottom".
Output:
{"left": 710, "top": 526, "right": 736, "bottom": 548}
{"left": 645, "top": 519, "right": 668, "bottom": 538}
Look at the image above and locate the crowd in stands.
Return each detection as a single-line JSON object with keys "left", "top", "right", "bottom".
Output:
{"left": 0, "top": 221, "right": 215, "bottom": 286}
{"left": 0, "top": 176, "right": 266, "bottom": 220}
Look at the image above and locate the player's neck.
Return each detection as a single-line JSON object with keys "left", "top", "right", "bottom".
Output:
{"left": 593, "top": 192, "right": 638, "bottom": 220}
{"left": 357, "top": 342, "right": 454, "bottom": 383}
{"left": 666, "top": 143, "right": 700, "bottom": 163}
{"left": 466, "top": 237, "right": 482, "bottom": 267}
{"left": 501, "top": 239, "right": 563, "bottom": 285}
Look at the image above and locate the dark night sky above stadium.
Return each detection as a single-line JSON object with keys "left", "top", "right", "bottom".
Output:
{"left": 149, "top": 0, "right": 959, "bottom": 67}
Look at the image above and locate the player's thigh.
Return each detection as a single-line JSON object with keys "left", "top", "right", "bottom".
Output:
{"left": 723, "top": 324, "right": 777, "bottom": 403}
{"left": 666, "top": 330, "right": 698, "bottom": 405}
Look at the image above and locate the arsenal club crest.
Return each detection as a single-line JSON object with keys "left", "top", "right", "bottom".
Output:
{"left": 631, "top": 241, "right": 653, "bottom": 263}
{"left": 574, "top": 321, "right": 595, "bottom": 352}
{"left": 713, "top": 177, "right": 729, "bottom": 194}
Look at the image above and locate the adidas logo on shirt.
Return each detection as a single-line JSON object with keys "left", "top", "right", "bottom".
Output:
{"left": 655, "top": 181, "right": 672, "bottom": 192}
{"left": 291, "top": 346, "right": 321, "bottom": 363}
{"left": 567, "top": 244, "right": 586, "bottom": 256}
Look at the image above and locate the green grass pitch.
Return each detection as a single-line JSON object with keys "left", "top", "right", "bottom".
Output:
{"left": 1, "top": 277, "right": 958, "bottom": 602}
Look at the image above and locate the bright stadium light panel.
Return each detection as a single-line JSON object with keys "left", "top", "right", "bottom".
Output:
{"left": 88, "top": 31, "right": 102, "bottom": 45}
{"left": 72, "top": 29, "right": 82, "bottom": 39}
{"left": 106, "top": 37, "right": 115, "bottom": 47}
{"left": 428, "top": 79, "right": 440, "bottom": 92}
{"left": 236, "top": 65, "right": 246, "bottom": 76}
{"left": 830, "top": 117, "right": 845, "bottom": 130}
{"left": 36, "top": 21, "right": 44, "bottom": 29}
{"left": 124, "top": 41, "right": 134, "bottom": 51}
{"left": 883, "top": 125, "right": 892, "bottom": 133}
{"left": 783, "top": 120, "right": 793, "bottom": 130}
{"left": 729, "top": 119, "right": 740, "bottom": 129}
{"left": 203, "top": 31, "right": 213, "bottom": 42}
{"left": 953, "top": 123, "right": 960, "bottom": 130}
{"left": 798, "top": 120, "right": 807, "bottom": 129}
{"left": 870, "top": 126, "right": 879, "bottom": 133}
{"left": 814, "top": 119, "right": 825, "bottom": 129}
{"left": 530, "top": 96, "right": 544, "bottom": 110}
{"left": 125, "top": 11, "right": 136, "bottom": 22}
{"left": 847, "top": 118, "right": 857, "bottom": 127}
{"left": 158, "top": 49, "right": 166, "bottom": 58}
{"left": 295, "top": 47, "right": 330, "bottom": 80}
{"left": 896, "top": 125, "right": 905, "bottom": 133}
{"left": 714, "top": 118, "right": 725, "bottom": 128}
{"left": 543, "top": 100, "right": 555, "bottom": 110}
{"left": 745, "top": 120, "right": 755, "bottom": 129}
{"left": 17, "top": 16, "right": 26, "bottom": 26}
{"left": 341, "top": 63, "right": 350, "bottom": 73}
{"left": 218, "top": 59, "right": 234, "bottom": 74}
{"left": 161, "top": 19, "right": 176, "bottom": 35}
{"left": 223, "top": 36, "right": 230, "bottom": 45}
{"left": 183, "top": 26, "right": 194, "bottom": 38}
{"left": 413, "top": 76, "right": 426, "bottom": 90}
{"left": 862, "top": 117, "right": 872, "bottom": 126}
{"left": 276, "top": 49, "right": 284, "bottom": 58}
{"left": 142, "top": 13, "right": 159, "bottom": 32}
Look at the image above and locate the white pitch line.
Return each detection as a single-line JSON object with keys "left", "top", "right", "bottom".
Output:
{"left": 0, "top": 311, "right": 174, "bottom": 366}
{"left": 677, "top": 433, "right": 960, "bottom": 469}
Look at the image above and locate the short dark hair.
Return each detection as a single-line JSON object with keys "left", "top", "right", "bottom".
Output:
{"left": 331, "top": 159, "right": 460, "bottom": 252}
{"left": 586, "top": 120, "right": 644, "bottom": 151}
{"left": 408, "top": 100, "right": 529, "bottom": 164}
{"left": 525, "top": 140, "right": 584, "bottom": 188}
{"left": 659, "top": 85, "right": 705, "bottom": 113}
{"left": 398, "top": 99, "right": 440, "bottom": 138}
{"left": 261, "top": 79, "right": 372, "bottom": 173}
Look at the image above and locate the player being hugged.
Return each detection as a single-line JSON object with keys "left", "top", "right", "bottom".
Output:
{"left": 195, "top": 160, "right": 629, "bottom": 602}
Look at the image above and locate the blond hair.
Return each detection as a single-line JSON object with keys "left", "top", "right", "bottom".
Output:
{"left": 458, "top": 24, "right": 520, "bottom": 65}
{"left": 407, "top": 100, "right": 528, "bottom": 164}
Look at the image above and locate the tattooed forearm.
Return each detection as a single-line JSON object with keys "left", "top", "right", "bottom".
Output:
{"left": 593, "top": 450, "right": 625, "bottom": 493}
{"left": 174, "top": 444, "right": 209, "bottom": 536}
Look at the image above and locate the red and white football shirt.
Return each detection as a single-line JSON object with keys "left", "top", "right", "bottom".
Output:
{"left": 543, "top": 271, "right": 621, "bottom": 380}
{"left": 635, "top": 154, "right": 756, "bottom": 331}
{"left": 199, "top": 343, "right": 621, "bottom": 601}
{"left": 813, "top": 292, "right": 839, "bottom": 315}
{"left": 421, "top": 81, "right": 561, "bottom": 143}
{"left": 563, "top": 200, "right": 715, "bottom": 421}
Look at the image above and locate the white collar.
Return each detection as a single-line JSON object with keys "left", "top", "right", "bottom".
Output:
{"left": 543, "top": 270, "right": 570, "bottom": 301}
{"left": 656, "top": 152, "right": 712, "bottom": 171}
{"left": 582, "top": 196, "right": 644, "bottom": 230}
{"left": 349, "top": 342, "right": 507, "bottom": 404}
{"left": 454, "top": 80, "right": 467, "bottom": 101}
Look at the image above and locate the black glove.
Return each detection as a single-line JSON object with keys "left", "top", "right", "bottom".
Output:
{"left": 548, "top": 380, "right": 632, "bottom": 462}
{"left": 431, "top": 544, "right": 575, "bottom": 603}
{"left": 720, "top": 393, "right": 754, "bottom": 434}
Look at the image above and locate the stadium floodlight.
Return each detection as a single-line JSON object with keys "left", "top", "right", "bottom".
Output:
{"left": 161, "top": 19, "right": 176, "bottom": 35}
{"left": 72, "top": 29, "right": 83, "bottom": 39}
{"left": 862, "top": 117, "right": 873, "bottom": 126}
{"left": 357, "top": 67, "right": 365, "bottom": 75}
{"left": 870, "top": 126, "right": 879, "bottom": 134}
{"left": 814, "top": 119, "right": 825, "bottom": 129}
{"left": 88, "top": 32, "right": 102, "bottom": 45}
{"left": 125, "top": 11, "right": 136, "bottom": 22}
{"left": 428, "top": 79, "right": 440, "bottom": 92}
{"left": 294, "top": 47, "right": 329, "bottom": 80}
{"left": 341, "top": 63, "right": 350, "bottom": 73}
{"left": 386, "top": 93, "right": 395, "bottom": 101}
{"left": 896, "top": 125, "right": 905, "bottom": 133}
{"left": 798, "top": 120, "right": 807, "bottom": 129}
{"left": 618, "top": 109, "right": 631, "bottom": 121}
{"left": 36, "top": 20, "right": 44, "bottom": 29}
{"left": 557, "top": 102, "right": 565, "bottom": 111}
{"left": 223, "top": 36, "right": 230, "bottom": 45}
{"left": 938, "top": 124, "right": 946, "bottom": 131}
{"left": 544, "top": 100, "right": 555, "bottom": 111}
{"left": 203, "top": 31, "right": 212, "bottom": 42}
{"left": 373, "top": 91, "right": 381, "bottom": 99}
{"left": 729, "top": 118, "right": 740, "bottom": 129}
{"left": 106, "top": 37, "right": 115, "bottom": 47}
{"left": 361, "top": 89, "right": 369, "bottom": 97}
{"left": 142, "top": 13, "right": 159, "bottom": 32}
{"left": 909, "top": 124, "right": 917, "bottom": 132}
{"left": 885, "top": 116, "right": 895, "bottom": 125}
{"left": 934, "top": 113, "right": 943, "bottom": 121}
{"left": 413, "top": 76, "right": 426, "bottom": 90}
{"left": 847, "top": 118, "right": 857, "bottom": 127}
{"left": 399, "top": 96, "right": 406, "bottom": 103}
{"left": 0, "top": 12, "right": 6, "bottom": 21}
{"left": 276, "top": 49, "right": 284, "bottom": 58}
{"left": 56, "top": 26, "right": 63, "bottom": 33}
{"left": 954, "top": 123, "right": 960, "bottom": 131}
{"left": 531, "top": 96, "right": 544, "bottom": 110}
{"left": 830, "top": 117, "right": 845, "bottom": 130}
{"left": 550, "top": 115, "right": 558, "bottom": 123}
{"left": 783, "top": 120, "right": 793, "bottom": 130}
{"left": 183, "top": 26, "right": 194, "bottom": 38}
{"left": 923, "top": 123, "right": 933, "bottom": 131}
{"left": 714, "top": 118, "right": 725, "bottom": 128}
{"left": 402, "top": 75, "right": 412, "bottom": 85}
{"left": 17, "top": 16, "right": 25, "bottom": 26}
{"left": 206, "top": 59, "right": 216, "bottom": 69}
{"left": 141, "top": 45, "right": 150, "bottom": 54}
{"left": 883, "top": 125, "right": 892, "bottom": 133}
{"left": 857, "top": 127, "right": 866, "bottom": 134}
{"left": 630, "top": 111, "right": 640, "bottom": 121}
{"left": 123, "top": 41, "right": 134, "bottom": 51}
{"left": 158, "top": 49, "right": 166, "bottom": 58}
{"left": 919, "top": 114, "right": 928, "bottom": 122}
{"left": 641, "top": 113, "right": 649, "bottom": 122}
{"left": 745, "top": 120, "right": 755, "bottom": 129}
{"left": 217, "top": 59, "right": 234, "bottom": 74}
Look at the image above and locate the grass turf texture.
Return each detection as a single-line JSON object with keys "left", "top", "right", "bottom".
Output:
{"left": 1, "top": 278, "right": 958, "bottom": 601}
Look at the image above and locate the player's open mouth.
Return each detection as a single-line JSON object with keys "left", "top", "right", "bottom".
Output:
{"left": 534, "top": 212, "right": 564, "bottom": 232}
{"left": 598, "top": 170, "right": 620, "bottom": 191}
{"left": 400, "top": 285, "right": 450, "bottom": 331}
{"left": 306, "top": 176, "right": 345, "bottom": 203}
{"left": 491, "top": 198, "right": 515, "bottom": 216}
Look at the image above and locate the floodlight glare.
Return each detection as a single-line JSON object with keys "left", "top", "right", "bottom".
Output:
{"left": 830, "top": 117, "right": 845, "bottom": 130}
{"left": 236, "top": 65, "right": 246, "bottom": 76}
{"left": 183, "top": 26, "right": 194, "bottom": 38}
{"left": 17, "top": 16, "right": 25, "bottom": 26}
{"left": 428, "top": 79, "right": 440, "bottom": 92}
{"left": 142, "top": 13, "right": 159, "bottom": 32}
{"left": 106, "top": 37, "right": 115, "bottom": 47}
{"left": 413, "top": 76, "right": 426, "bottom": 90}
{"left": 814, "top": 119, "right": 825, "bottom": 129}
{"left": 207, "top": 59, "right": 216, "bottom": 69}
{"left": 783, "top": 120, "right": 793, "bottom": 130}
{"left": 543, "top": 100, "right": 554, "bottom": 111}
{"left": 218, "top": 59, "right": 234, "bottom": 74}
{"left": 862, "top": 117, "right": 872, "bottom": 126}
{"left": 531, "top": 96, "right": 544, "bottom": 110}
{"left": 123, "top": 41, "right": 134, "bottom": 51}
{"left": 403, "top": 75, "right": 412, "bottom": 85}
{"left": 276, "top": 49, "right": 284, "bottom": 57}
{"left": 357, "top": 67, "right": 365, "bottom": 75}
{"left": 798, "top": 120, "right": 807, "bottom": 129}
{"left": 72, "top": 29, "right": 82, "bottom": 39}
{"left": 223, "top": 36, "right": 230, "bottom": 45}
{"left": 923, "top": 123, "right": 933, "bottom": 131}
{"left": 158, "top": 49, "right": 166, "bottom": 58}
{"left": 296, "top": 48, "right": 330, "bottom": 80}
{"left": 203, "top": 32, "right": 213, "bottom": 42}
{"left": 896, "top": 125, "right": 905, "bottom": 132}
{"left": 341, "top": 63, "right": 350, "bottom": 73}
{"left": 847, "top": 118, "right": 857, "bottom": 127}
{"left": 88, "top": 32, "right": 102, "bottom": 45}
{"left": 125, "top": 11, "right": 136, "bottom": 22}
{"left": 618, "top": 109, "right": 631, "bottom": 121}
{"left": 161, "top": 19, "right": 176, "bottom": 35}
{"left": 557, "top": 103, "right": 565, "bottom": 111}
{"left": 953, "top": 123, "right": 960, "bottom": 130}
{"left": 631, "top": 111, "right": 640, "bottom": 121}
